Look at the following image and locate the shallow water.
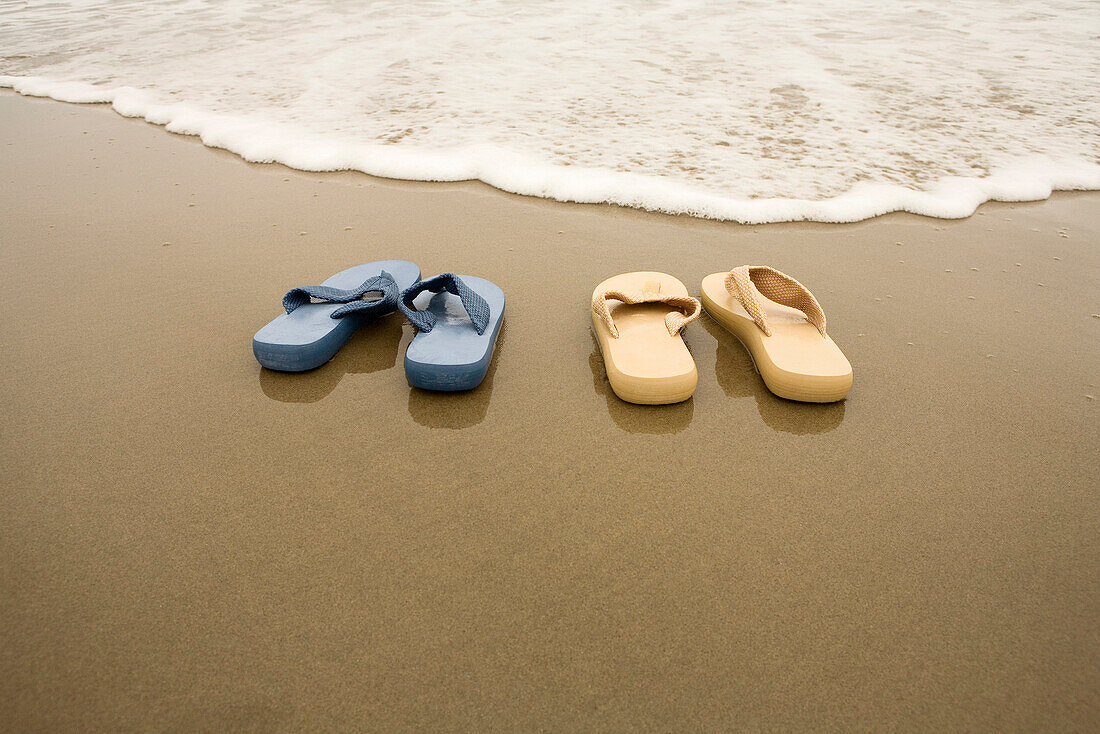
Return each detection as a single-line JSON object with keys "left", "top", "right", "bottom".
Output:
{"left": 2, "top": 0, "right": 1098, "bottom": 221}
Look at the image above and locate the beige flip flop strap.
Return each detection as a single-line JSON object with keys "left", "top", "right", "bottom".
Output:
{"left": 724, "top": 266, "right": 827, "bottom": 337}
{"left": 592, "top": 280, "right": 701, "bottom": 339}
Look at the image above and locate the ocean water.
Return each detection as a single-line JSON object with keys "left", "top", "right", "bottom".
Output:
{"left": 1, "top": 0, "right": 1098, "bottom": 222}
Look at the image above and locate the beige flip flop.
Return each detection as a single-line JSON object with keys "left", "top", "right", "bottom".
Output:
{"left": 701, "top": 266, "right": 852, "bottom": 402}
{"left": 591, "top": 272, "right": 702, "bottom": 405}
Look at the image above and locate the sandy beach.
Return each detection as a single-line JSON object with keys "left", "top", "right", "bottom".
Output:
{"left": 1, "top": 90, "right": 1098, "bottom": 730}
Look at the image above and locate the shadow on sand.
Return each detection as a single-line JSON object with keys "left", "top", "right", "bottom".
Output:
{"left": 405, "top": 321, "right": 506, "bottom": 430}
{"left": 258, "top": 315, "right": 404, "bottom": 403}
{"left": 588, "top": 332, "right": 694, "bottom": 434}
{"left": 700, "top": 317, "right": 845, "bottom": 435}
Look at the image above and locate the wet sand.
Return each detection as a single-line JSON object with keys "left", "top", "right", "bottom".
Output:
{"left": 1, "top": 91, "right": 1098, "bottom": 731}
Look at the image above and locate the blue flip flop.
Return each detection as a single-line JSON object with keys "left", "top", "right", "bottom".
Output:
{"left": 398, "top": 273, "right": 505, "bottom": 391}
{"left": 253, "top": 260, "right": 420, "bottom": 372}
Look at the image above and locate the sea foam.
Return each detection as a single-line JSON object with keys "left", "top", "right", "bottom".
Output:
{"left": 2, "top": 0, "right": 1098, "bottom": 223}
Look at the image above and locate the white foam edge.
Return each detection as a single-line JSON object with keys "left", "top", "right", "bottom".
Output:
{"left": 4, "top": 75, "right": 1098, "bottom": 224}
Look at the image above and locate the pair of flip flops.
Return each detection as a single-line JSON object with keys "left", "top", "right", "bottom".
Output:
{"left": 253, "top": 260, "right": 504, "bottom": 391}
{"left": 592, "top": 268, "right": 853, "bottom": 405}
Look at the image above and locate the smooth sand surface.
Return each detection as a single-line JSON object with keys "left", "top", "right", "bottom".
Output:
{"left": 1, "top": 91, "right": 1098, "bottom": 732}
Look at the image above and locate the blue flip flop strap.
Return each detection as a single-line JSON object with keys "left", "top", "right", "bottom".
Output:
{"left": 282, "top": 271, "right": 399, "bottom": 319}
{"left": 398, "top": 273, "right": 490, "bottom": 335}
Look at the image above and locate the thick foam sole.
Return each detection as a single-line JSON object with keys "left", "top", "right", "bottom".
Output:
{"left": 701, "top": 273, "right": 852, "bottom": 403}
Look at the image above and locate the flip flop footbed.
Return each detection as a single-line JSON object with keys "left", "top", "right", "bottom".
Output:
{"left": 254, "top": 260, "right": 420, "bottom": 372}
{"left": 404, "top": 275, "right": 505, "bottom": 391}
{"left": 591, "top": 271, "right": 698, "bottom": 405}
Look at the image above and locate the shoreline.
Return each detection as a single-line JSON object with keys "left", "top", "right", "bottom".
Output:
{"left": 4, "top": 79, "right": 1099, "bottom": 224}
{"left": 2, "top": 91, "right": 1098, "bottom": 731}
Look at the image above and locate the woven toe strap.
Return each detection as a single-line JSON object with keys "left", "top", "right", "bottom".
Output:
{"left": 724, "top": 266, "right": 826, "bottom": 337}
{"left": 283, "top": 271, "right": 399, "bottom": 319}
{"left": 399, "top": 273, "right": 490, "bottom": 335}
{"left": 592, "top": 280, "right": 701, "bottom": 339}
